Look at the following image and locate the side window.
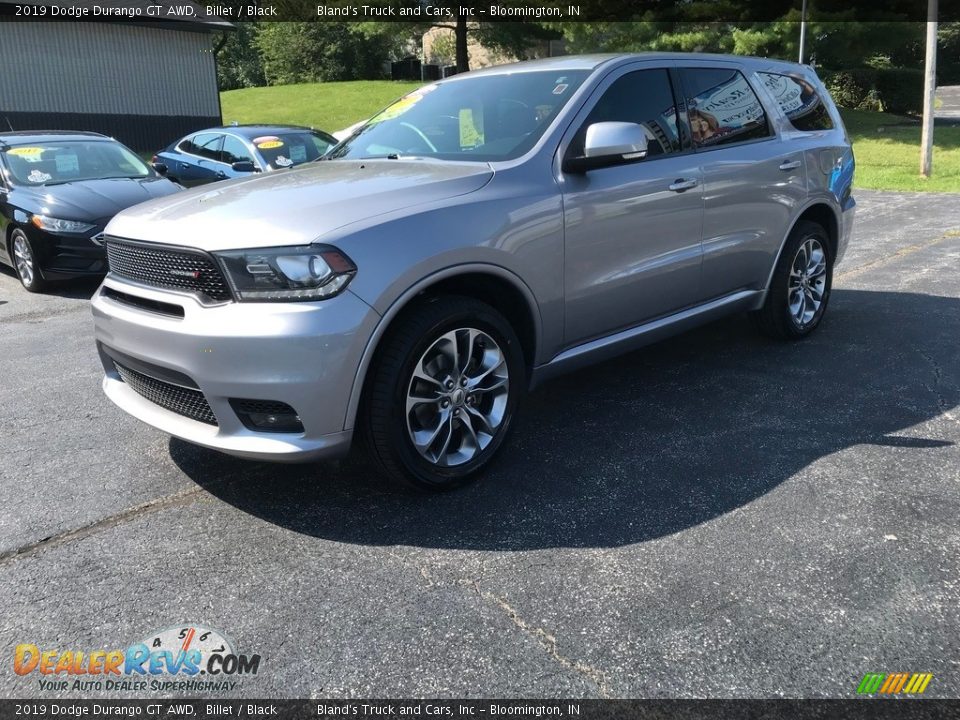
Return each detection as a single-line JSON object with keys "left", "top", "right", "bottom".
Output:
{"left": 221, "top": 136, "right": 253, "bottom": 165}
{"left": 758, "top": 72, "right": 834, "bottom": 132}
{"left": 570, "top": 69, "right": 681, "bottom": 159}
{"left": 180, "top": 132, "right": 221, "bottom": 161}
{"left": 679, "top": 68, "right": 771, "bottom": 149}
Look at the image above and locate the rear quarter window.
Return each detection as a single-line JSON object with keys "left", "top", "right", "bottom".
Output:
{"left": 759, "top": 72, "right": 834, "bottom": 132}
{"left": 679, "top": 68, "right": 772, "bottom": 149}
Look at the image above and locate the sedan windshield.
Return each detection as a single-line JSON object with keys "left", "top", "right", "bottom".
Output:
{"left": 328, "top": 70, "right": 591, "bottom": 162}
{"left": 252, "top": 131, "right": 337, "bottom": 169}
{"left": 2, "top": 140, "right": 150, "bottom": 186}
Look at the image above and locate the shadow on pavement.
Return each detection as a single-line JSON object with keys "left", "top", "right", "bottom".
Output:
{"left": 171, "top": 289, "right": 958, "bottom": 551}
{"left": 0, "top": 265, "right": 101, "bottom": 299}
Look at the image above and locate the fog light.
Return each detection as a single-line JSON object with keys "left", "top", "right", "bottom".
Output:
{"left": 229, "top": 399, "right": 304, "bottom": 433}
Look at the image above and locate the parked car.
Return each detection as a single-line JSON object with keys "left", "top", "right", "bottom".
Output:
{"left": 0, "top": 131, "right": 182, "bottom": 292}
{"left": 92, "top": 54, "right": 855, "bottom": 490}
{"left": 152, "top": 125, "right": 339, "bottom": 187}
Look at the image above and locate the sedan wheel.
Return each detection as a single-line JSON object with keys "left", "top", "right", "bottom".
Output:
{"left": 10, "top": 230, "right": 48, "bottom": 293}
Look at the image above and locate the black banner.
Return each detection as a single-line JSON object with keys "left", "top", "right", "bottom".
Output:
{"left": 0, "top": 0, "right": 958, "bottom": 23}
{"left": 2, "top": 700, "right": 960, "bottom": 720}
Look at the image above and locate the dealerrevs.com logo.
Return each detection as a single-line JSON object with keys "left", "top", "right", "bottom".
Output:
{"left": 14, "top": 625, "right": 262, "bottom": 693}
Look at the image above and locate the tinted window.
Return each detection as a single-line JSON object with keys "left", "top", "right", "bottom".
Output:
{"left": 179, "top": 132, "right": 222, "bottom": 161}
{"left": 221, "top": 135, "right": 254, "bottom": 165}
{"left": 328, "top": 70, "right": 590, "bottom": 162}
{"left": 570, "top": 69, "right": 681, "bottom": 159}
{"left": 758, "top": 72, "right": 834, "bottom": 132}
{"left": 680, "top": 68, "right": 771, "bottom": 148}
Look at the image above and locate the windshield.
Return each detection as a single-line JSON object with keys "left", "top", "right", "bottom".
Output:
{"left": 2, "top": 140, "right": 150, "bottom": 186}
{"left": 253, "top": 131, "right": 336, "bottom": 169}
{"left": 328, "top": 70, "right": 591, "bottom": 162}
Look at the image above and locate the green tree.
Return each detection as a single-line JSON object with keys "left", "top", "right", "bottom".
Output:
{"left": 215, "top": 23, "right": 265, "bottom": 90}
{"left": 256, "top": 22, "right": 403, "bottom": 84}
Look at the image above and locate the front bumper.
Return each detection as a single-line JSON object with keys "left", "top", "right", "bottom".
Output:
{"left": 91, "top": 276, "right": 380, "bottom": 462}
{"left": 29, "top": 226, "right": 108, "bottom": 280}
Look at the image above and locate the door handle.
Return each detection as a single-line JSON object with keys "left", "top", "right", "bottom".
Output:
{"left": 668, "top": 178, "right": 698, "bottom": 192}
{"left": 779, "top": 160, "right": 802, "bottom": 171}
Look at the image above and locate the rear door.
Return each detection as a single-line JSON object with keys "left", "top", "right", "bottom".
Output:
{"left": 677, "top": 65, "right": 807, "bottom": 301}
{"left": 558, "top": 65, "right": 704, "bottom": 346}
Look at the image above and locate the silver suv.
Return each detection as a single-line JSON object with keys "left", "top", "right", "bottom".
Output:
{"left": 92, "top": 54, "right": 856, "bottom": 490}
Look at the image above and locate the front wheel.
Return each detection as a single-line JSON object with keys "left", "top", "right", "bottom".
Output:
{"left": 10, "top": 229, "right": 48, "bottom": 293}
{"left": 753, "top": 221, "right": 832, "bottom": 340}
{"left": 361, "top": 296, "right": 525, "bottom": 491}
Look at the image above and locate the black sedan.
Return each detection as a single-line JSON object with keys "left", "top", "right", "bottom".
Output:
{"left": 0, "top": 131, "right": 182, "bottom": 292}
{"left": 152, "top": 125, "right": 339, "bottom": 187}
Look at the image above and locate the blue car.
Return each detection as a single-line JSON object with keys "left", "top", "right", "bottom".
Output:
{"left": 152, "top": 125, "right": 339, "bottom": 187}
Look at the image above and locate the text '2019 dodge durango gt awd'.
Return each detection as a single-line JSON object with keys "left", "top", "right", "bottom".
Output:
{"left": 92, "top": 54, "right": 855, "bottom": 490}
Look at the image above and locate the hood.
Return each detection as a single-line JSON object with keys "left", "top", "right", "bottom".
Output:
{"left": 105, "top": 159, "right": 494, "bottom": 251}
{"left": 14, "top": 177, "right": 182, "bottom": 224}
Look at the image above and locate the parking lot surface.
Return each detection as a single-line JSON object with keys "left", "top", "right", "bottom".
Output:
{"left": 1, "top": 189, "right": 958, "bottom": 698}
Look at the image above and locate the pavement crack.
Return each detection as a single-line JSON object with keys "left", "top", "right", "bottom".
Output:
{"left": 0, "top": 486, "right": 210, "bottom": 566}
{"left": 917, "top": 348, "right": 960, "bottom": 426}
{"left": 468, "top": 581, "right": 611, "bottom": 697}
{"left": 835, "top": 232, "right": 958, "bottom": 283}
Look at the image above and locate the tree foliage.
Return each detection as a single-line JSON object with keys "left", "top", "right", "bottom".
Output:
{"left": 255, "top": 22, "right": 403, "bottom": 84}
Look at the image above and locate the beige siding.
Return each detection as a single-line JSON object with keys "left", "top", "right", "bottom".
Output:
{"left": 0, "top": 22, "right": 218, "bottom": 116}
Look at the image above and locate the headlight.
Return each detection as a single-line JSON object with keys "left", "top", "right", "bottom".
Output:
{"left": 215, "top": 245, "right": 356, "bottom": 302}
{"left": 30, "top": 215, "right": 95, "bottom": 234}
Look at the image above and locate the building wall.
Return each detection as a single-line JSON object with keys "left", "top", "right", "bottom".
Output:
{"left": 0, "top": 22, "right": 221, "bottom": 150}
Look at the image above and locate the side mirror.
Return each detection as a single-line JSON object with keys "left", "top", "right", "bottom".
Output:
{"left": 563, "top": 121, "right": 649, "bottom": 174}
{"left": 151, "top": 162, "right": 168, "bottom": 175}
{"left": 231, "top": 161, "right": 255, "bottom": 173}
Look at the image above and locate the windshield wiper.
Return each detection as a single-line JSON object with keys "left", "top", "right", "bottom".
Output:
{"left": 43, "top": 175, "right": 139, "bottom": 186}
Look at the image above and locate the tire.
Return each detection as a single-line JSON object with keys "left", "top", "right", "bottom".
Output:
{"left": 361, "top": 295, "right": 526, "bottom": 491}
{"left": 10, "top": 228, "right": 48, "bottom": 293}
{"left": 753, "top": 221, "right": 832, "bottom": 340}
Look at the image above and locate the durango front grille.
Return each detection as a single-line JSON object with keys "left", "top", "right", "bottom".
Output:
{"left": 113, "top": 361, "right": 218, "bottom": 426}
{"left": 105, "top": 237, "right": 232, "bottom": 303}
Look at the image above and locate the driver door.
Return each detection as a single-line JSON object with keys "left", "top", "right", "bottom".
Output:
{"left": 559, "top": 67, "right": 704, "bottom": 346}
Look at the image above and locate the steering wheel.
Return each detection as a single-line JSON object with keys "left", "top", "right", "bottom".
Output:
{"left": 399, "top": 122, "right": 438, "bottom": 153}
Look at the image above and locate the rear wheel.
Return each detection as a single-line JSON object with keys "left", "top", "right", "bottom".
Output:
{"left": 10, "top": 229, "right": 48, "bottom": 293}
{"left": 753, "top": 221, "right": 832, "bottom": 339}
{"left": 361, "top": 295, "right": 525, "bottom": 491}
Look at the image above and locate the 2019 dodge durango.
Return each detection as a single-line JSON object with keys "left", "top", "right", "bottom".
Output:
{"left": 91, "top": 54, "right": 856, "bottom": 490}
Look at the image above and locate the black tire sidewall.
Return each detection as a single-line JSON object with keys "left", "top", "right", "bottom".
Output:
{"left": 377, "top": 300, "right": 525, "bottom": 490}
{"left": 10, "top": 229, "right": 45, "bottom": 292}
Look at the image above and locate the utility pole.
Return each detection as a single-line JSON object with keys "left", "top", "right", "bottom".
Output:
{"left": 798, "top": 0, "right": 808, "bottom": 64}
{"left": 921, "top": 0, "right": 938, "bottom": 177}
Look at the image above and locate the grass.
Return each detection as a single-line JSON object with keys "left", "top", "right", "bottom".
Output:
{"left": 221, "top": 81, "right": 960, "bottom": 193}
{"left": 220, "top": 80, "right": 423, "bottom": 134}
{"left": 840, "top": 109, "right": 960, "bottom": 193}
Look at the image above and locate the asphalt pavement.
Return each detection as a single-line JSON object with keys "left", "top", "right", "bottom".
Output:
{"left": 1, "top": 189, "right": 958, "bottom": 699}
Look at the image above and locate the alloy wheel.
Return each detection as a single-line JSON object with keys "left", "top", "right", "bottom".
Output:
{"left": 405, "top": 327, "right": 509, "bottom": 467}
{"left": 13, "top": 235, "right": 35, "bottom": 286}
{"left": 787, "top": 237, "right": 827, "bottom": 328}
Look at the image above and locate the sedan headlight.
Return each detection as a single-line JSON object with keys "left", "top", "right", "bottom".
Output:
{"left": 215, "top": 245, "right": 356, "bottom": 302}
{"left": 30, "top": 215, "right": 95, "bottom": 234}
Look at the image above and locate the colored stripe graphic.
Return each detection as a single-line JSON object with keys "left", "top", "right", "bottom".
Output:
{"left": 858, "top": 672, "right": 932, "bottom": 695}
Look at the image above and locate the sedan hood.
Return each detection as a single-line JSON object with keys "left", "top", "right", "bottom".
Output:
{"left": 17, "top": 177, "right": 182, "bottom": 223}
{"left": 106, "top": 159, "right": 494, "bottom": 251}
